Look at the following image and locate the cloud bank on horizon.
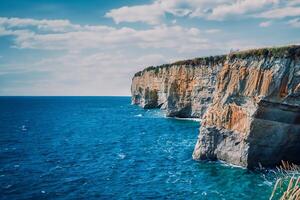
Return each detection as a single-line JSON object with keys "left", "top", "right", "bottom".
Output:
{"left": 0, "top": 0, "right": 299, "bottom": 96}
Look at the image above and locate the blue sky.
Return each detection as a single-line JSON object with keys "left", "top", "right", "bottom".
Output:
{"left": 0, "top": 0, "right": 300, "bottom": 96}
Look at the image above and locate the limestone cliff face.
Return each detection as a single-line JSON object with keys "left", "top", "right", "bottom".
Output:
{"left": 132, "top": 46, "right": 300, "bottom": 168}
{"left": 131, "top": 57, "right": 225, "bottom": 118}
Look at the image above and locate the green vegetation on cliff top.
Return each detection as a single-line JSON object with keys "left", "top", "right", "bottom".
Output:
{"left": 134, "top": 45, "right": 300, "bottom": 77}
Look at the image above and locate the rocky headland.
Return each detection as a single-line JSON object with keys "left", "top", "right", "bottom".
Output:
{"left": 131, "top": 45, "right": 300, "bottom": 169}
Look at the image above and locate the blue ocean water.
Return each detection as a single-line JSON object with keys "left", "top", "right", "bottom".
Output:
{"left": 0, "top": 97, "right": 275, "bottom": 200}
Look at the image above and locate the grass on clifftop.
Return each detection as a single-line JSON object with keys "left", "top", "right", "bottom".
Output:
{"left": 133, "top": 55, "right": 227, "bottom": 77}
{"left": 134, "top": 45, "right": 300, "bottom": 77}
{"left": 229, "top": 45, "right": 300, "bottom": 60}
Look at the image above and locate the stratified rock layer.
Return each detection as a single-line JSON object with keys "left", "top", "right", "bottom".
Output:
{"left": 131, "top": 46, "right": 300, "bottom": 168}
{"left": 131, "top": 56, "right": 225, "bottom": 118}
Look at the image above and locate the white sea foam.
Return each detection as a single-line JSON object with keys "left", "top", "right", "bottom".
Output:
{"left": 4, "top": 185, "right": 12, "bottom": 189}
{"left": 263, "top": 180, "right": 273, "bottom": 186}
{"left": 166, "top": 116, "right": 201, "bottom": 122}
{"left": 219, "top": 160, "right": 246, "bottom": 169}
{"left": 145, "top": 108, "right": 201, "bottom": 121}
{"left": 118, "top": 153, "right": 126, "bottom": 159}
{"left": 21, "top": 125, "right": 27, "bottom": 131}
{"left": 175, "top": 117, "right": 201, "bottom": 122}
{"left": 134, "top": 114, "right": 143, "bottom": 117}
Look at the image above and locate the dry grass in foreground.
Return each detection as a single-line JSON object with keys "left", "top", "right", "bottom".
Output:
{"left": 269, "top": 161, "right": 300, "bottom": 200}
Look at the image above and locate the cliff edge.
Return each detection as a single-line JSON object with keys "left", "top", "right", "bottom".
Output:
{"left": 131, "top": 45, "right": 300, "bottom": 168}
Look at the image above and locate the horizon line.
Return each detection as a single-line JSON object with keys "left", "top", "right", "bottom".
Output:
{"left": 0, "top": 95, "right": 131, "bottom": 97}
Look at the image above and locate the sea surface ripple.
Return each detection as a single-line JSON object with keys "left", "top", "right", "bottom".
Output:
{"left": 0, "top": 97, "right": 275, "bottom": 199}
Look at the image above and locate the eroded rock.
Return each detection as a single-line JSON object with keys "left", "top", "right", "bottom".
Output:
{"left": 131, "top": 57, "right": 225, "bottom": 118}
{"left": 132, "top": 45, "right": 300, "bottom": 168}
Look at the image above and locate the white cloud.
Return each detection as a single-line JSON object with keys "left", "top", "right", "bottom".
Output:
{"left": 105, "top": 0, "right": 300, "bottom": 24}
{"left": 204, "top": 29, "right": 222, "bottom": 34}
{"left": 257, "top": 6, "right": 300, "bottom": 19}
{"left": 259, "top": 20, "right": 272, "bottom": 27}
{"left": 105, "top": 3, "right": 164, "bottom": 25}
{"left": 0, "top": 17, "right": 81, "bottom": 32}
{"left": 287, "top": 18, "right": 300, "bottom": 27}
{"left": 207, "top": 0, "right": 279, "bottom": 20}
{"left": 0, "top": 48, "right": 171, "bottom": 95}
{"left": 105, "top": 0, "right": 230, "bottom": 24}
{"left": 288, "top": 0, "right": 300, "bottom": 6}
{"left": 0, "top": 17, "right": 239, "bottom": 95}
{"left": 4, "top": 14, "right": 294, "bottom": 96}
{"left": 1, "top": 0, "right": 299, "bottom": 95}
{"left": 105, "top": 0, "right": 285, "bottom": 23}
{"left": 3, "top": 1, "right": 299, "bottom": 95}
{"left": 0, "top": 17, "right": 223, "bottom": 53}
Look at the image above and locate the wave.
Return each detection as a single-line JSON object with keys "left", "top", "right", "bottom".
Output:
{"left": 219, "top": 160, "right": 246, "bottom": 169}
{"left": 166, "top": 117, "right": 201, "bottom": 122}
{"left": 175, "top": 117, "right": 201, "bottom": 122}
{"left": 117, "top": 153, "right": 126, "bottom": 160}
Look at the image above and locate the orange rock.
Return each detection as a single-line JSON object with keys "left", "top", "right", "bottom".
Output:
{"left": 132, "top": 45, "right": 300, "bottom": 168}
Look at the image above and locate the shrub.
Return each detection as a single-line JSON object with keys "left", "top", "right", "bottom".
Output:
{"left": 229, "top": 45, "right": 300, "bottom": 60}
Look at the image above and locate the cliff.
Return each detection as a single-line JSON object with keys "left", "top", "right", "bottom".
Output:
{"left": 131, "top": 45, "right": 300, "bottom": 168}
{"left": 131, "top": 56, "right": 226, "bottom": 118}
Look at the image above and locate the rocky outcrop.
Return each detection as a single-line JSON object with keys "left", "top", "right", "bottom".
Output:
{"left": 131, "top": 56, "right": 225, "bottom": 118}
{"left": 132, "top": 45, "right": 300, "bottom": 168}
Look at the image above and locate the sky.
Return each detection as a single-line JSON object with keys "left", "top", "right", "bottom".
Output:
{"left": 0, "top": 0, "right": 300, "bottom": 96}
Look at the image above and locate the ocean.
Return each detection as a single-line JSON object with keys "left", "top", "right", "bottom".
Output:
{"left": 0, "top": 97, "right": 275, "bottom": 199}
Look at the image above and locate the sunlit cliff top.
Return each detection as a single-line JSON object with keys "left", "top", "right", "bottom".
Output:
{"left": 134, "top": 45, "right": 300, "bottom": 77}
